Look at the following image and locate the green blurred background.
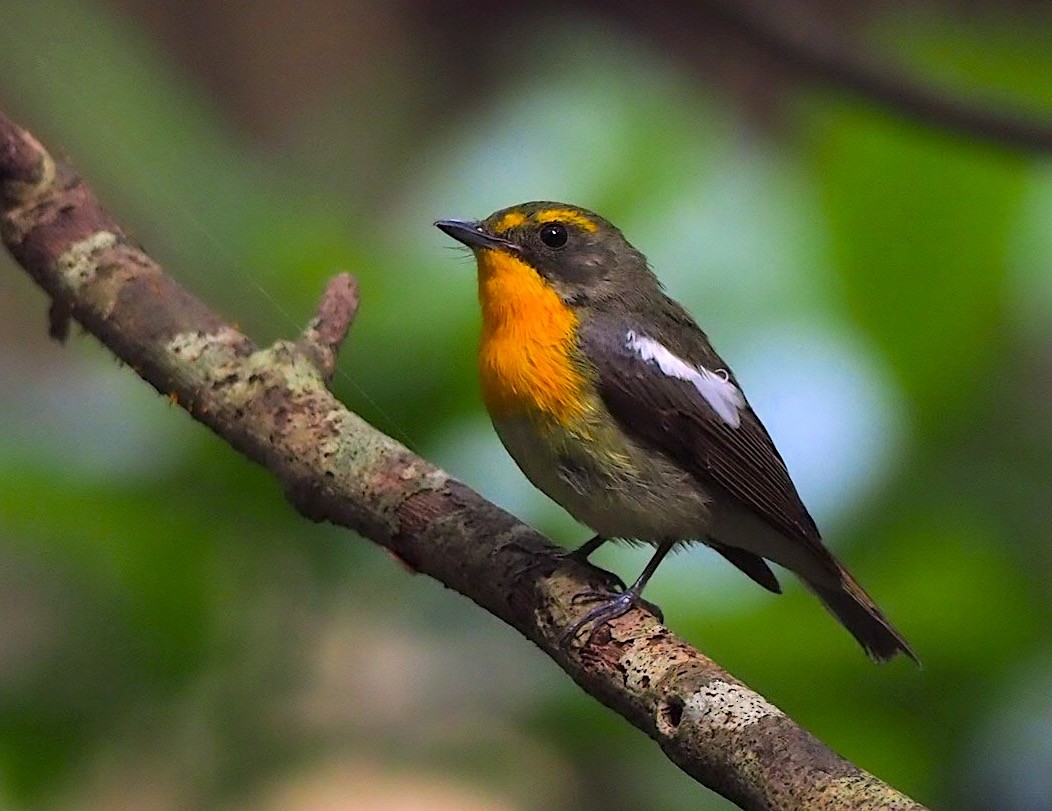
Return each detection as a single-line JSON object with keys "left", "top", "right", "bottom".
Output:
{"left": 1, "top": 1, "right": 1050, "bottom": 808}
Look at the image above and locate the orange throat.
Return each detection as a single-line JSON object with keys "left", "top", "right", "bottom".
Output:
{"left": 475, "top": 248, "right": 588, "bottom": 426}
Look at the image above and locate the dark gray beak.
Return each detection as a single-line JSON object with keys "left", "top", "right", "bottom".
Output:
{"left": 435, "top": 219, "right": 518, "bottom": 251}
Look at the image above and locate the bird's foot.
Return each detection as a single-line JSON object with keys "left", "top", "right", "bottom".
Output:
{"left": 560, "top": 589, "right": 664, "bottom": 645}
{"left": 564, "top": 553, "right": 627, "bottom": 592}
{"left": 504, "top": 544, "right": 571, "bottom": 584}
{"left": 504, "top": 541, "right": 626, "bottom": 591}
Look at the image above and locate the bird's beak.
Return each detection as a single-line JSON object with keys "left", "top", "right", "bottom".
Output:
{"left": 435, "top": 219, "right": 519, "bottom": 252}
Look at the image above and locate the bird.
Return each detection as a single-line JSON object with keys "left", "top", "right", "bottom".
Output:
{"left": 436, "top": 201, "right": 916, "bottom": 663}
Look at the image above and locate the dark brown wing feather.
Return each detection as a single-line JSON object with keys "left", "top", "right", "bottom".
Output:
{"left": 709, "top": 543, "right": 782, "bottom": 593}
{"left": 580, "top": 306, "right": 824, "bottom": 552}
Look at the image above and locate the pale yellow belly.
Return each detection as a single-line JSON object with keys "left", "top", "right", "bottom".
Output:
{"left": 490, "top": 413, "right": 712, "bottom": 543}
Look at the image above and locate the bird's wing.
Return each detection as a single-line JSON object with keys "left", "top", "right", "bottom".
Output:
{"left": 579, "top": 307, "right": 824, "bottom": 550}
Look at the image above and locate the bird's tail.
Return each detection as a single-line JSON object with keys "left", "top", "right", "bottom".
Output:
{"left": 805, "top": 566, "right": 918, "bottom": 664}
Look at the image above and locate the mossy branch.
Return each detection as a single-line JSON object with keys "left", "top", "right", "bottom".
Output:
{"left": 0, "top": 111, "right": 926, "bottom": 811}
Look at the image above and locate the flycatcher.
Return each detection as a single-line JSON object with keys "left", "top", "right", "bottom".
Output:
{"left": 436, "top": 201, "right": 915, "bottom": 663}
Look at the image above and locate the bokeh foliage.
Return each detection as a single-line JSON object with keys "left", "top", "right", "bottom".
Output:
{"left": 1, "top": 2, "right": 1050, "bottom": 809}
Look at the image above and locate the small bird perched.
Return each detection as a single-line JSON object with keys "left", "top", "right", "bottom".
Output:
{"left": 436, "top": 202, "right": 915, "bottom": 663}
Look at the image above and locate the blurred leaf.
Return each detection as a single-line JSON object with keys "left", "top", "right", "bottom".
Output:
{"left": 812, "top": 105, "right": 1026, "bottom": 425}
{"left": 882, "top": 14, "right": 1052, "bottom": 112}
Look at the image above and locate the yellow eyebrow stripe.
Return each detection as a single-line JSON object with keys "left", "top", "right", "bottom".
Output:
{"left": 533, "top": 208, "right": 598, "bottom": 232}
{"left": 492, "top": 207, "right": 599, "bottom": 235}
{"left": 492, "top": 211, "right": 527, "bottom": 233}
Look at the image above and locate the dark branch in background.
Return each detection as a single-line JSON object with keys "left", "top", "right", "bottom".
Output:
{"left": 703, "top": 0, "right": 1052, "bottom": 153}
{"left": 0, "top": 112, "right": 927, "bottom": 811}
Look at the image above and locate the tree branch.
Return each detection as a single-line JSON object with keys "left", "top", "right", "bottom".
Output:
{"left": 704, "top": 0, "right": 1052, "bottom": 153}
{"left": 0, "top": 111, "right": 926, "bottom": 811}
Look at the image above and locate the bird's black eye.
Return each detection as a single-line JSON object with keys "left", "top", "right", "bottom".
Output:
{"left": 538, "top": 222, "right": 568, "bottom": 249}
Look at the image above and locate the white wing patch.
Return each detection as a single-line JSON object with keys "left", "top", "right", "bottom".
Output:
{"left": 625, "top": 331, "right": 745, "bottom": 428}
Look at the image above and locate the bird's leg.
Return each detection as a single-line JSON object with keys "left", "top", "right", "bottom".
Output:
{"left": 560, "top": 539, "right": 676, "bottom": 644}
{"left": 507, "top": 535, "right": 624, "bottom": 591}
{"left": 559, "top": 534, "right": 627, "bottom": 590}
{"left": 568, "top": 534, "right": 608, "bottom": 561}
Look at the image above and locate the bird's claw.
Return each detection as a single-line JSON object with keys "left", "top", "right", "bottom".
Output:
{"left": 559, "top": 590, "right": 664, "bottom": 645}
{"left": 508, "top": 547, "right": 626, "bottom": 591}
{"left": 565, "top": 562, "right": 626, "bottom": 592}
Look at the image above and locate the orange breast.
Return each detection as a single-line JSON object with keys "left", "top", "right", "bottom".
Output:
{"left": 475, "top": 248, "right": 588, "bottom": 427}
